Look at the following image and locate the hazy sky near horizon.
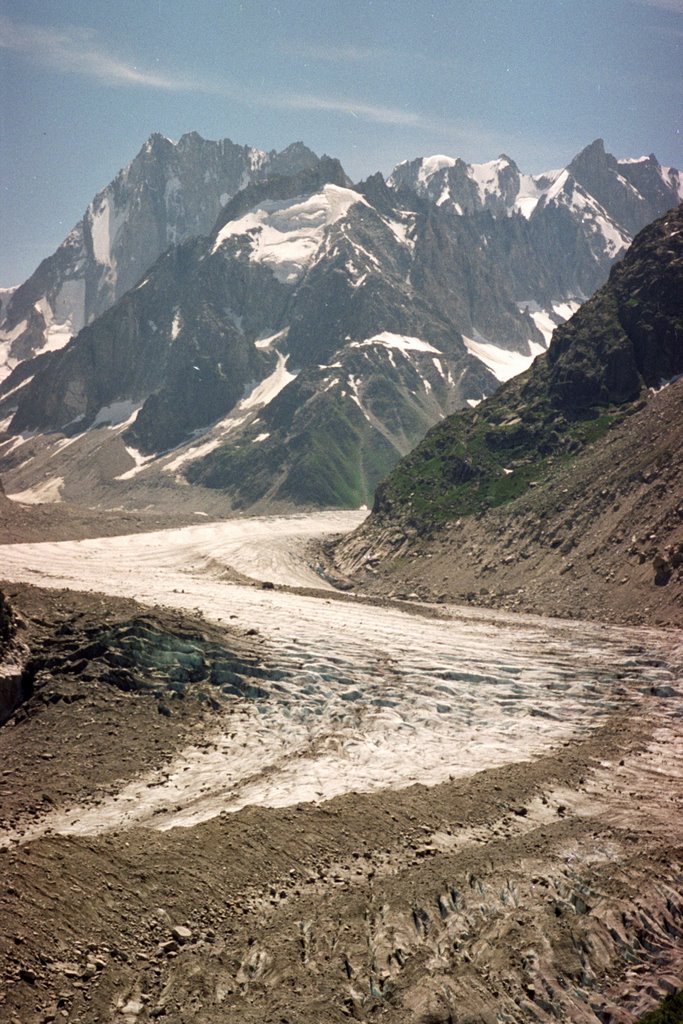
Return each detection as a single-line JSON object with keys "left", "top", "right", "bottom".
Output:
{"left": 1, "top": 0, "right": 681, "bottom": 286}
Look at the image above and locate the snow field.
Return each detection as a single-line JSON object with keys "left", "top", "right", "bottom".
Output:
{"left": 211, "top": 185, "right": 367, "bottom": 284}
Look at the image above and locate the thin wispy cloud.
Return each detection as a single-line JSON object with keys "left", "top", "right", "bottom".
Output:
{"left": 0, "top": 14, "right": 501, "bottom": 152}
{"left": 638, "top": 0, "right": 683, "bottom": 12}
{"left": 275, "top": 92, "right": 428, "bottom": 128}
{"left": 271, "top": 90, "right": 506, "bottom": 150}
{"left": 0, "top": 16, "right": 191, "bottom": 90}
{"left": 280, "top": 41, "right": 392, "bottom": 63}
{"left": 0, "top": 16, "right": 457, "bottom": 133}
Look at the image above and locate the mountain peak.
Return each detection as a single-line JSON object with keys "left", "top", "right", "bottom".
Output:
{"left": 352, "top": 202, "right": 683, "bottom": 537}
{"left": 178, "top": 130, "right": 204, "bottom": 147}
{"left": 568, "top": 138, "right": 611, "bottom": 173}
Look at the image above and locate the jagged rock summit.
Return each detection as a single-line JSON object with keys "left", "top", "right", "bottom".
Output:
{"left": 0, "top": 133, "right": 322, "bottom": 379}
{"left": 370, "top": 201, "right": 683, "bottom": 522}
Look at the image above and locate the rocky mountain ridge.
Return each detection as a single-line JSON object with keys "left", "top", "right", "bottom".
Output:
{"left": 0, "top": 139, "right": 681, "bottom": 511}
{"left": 0, "top": 133, "right": 322, "bottom": 380}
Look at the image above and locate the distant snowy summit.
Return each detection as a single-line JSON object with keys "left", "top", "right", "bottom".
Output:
{"left": 390, "top": 138, "right": 682, "bottom": 258}
{"left": 1, "top": 135, "right": 680, "bottom": 385}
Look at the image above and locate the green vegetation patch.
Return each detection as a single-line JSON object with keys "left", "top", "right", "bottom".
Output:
{"left": 377, "top": 369, "right": 627, "bottom": 526}
{"left": 637, "top": 989, "right": 683, "bottom": 1024}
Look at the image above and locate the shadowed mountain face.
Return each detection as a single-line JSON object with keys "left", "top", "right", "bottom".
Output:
{"left": 0, "top": 139, "right": 681, "bottom": 511}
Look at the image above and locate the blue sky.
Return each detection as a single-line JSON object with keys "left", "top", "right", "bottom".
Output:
{"left": 1, "top": 0, "right": 681, "bottom": 286}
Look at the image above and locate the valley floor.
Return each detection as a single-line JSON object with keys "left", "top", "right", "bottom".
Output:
{"left": 0, "top": 511, "right": 682, "bottom": 1023}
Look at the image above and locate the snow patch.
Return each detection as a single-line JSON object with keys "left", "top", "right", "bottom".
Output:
{"left": 240, "top": 352, "right": 296, "bottom": 410}
{"left": 91, "top": 400, "right": 142, "bottom": 429}
{"left": 351, "top": 332, "right": 441, "bottom": 355}
{"left": 30, "top": 280, "right": 86, "bottom": 358}
{"left": 544, "top": 169, "right": 570, "bottom": 204}
{"left": 662, "top": 166, "right": 683, "bottom": 201}
{"left": 211, "top": 185, "right": 367, "bottom": 284}
{"left": 9, "top": 476, "right": 64, "bottom": 504}
{"left": 115, "top": 447, "right": 157, "bottom": 481}
{"left": 418, "top": 154, "right": 456, "bottom": 184}
{"left": 517, "top": 298, "right": 581, "bottom": 346}
{"left": 528, "top": 311, "right": 557, "bottom": 346}
{"left": 463, "top": 334, "right": 545, "bottom": 383}
{"left": 89, "top": 195, "right": 126, "bottom": 267}
{"left": 379, "top": 213, "right": 415, "bottom": 250}
{"left": 513, "top": 174, "right": 546, "bottom": 218}
{"left": 0, "top": 318, "right": 28, "bottom": 345}
{"left": 649, "top": 372, "right": 682, "bottom": 394}
{"left": 346, "top": 376, "right": 370, "bottom": 420}
{"left": 248, "top": 148, "right": 267, "bottom": 171}
{"left": 552, "top": 300, "right": 581, "bottom": 321}
{"left": 0, "top": 356, "right": 30, "bottom": 387}
{"left": 468, "top": 158, "right": 510, "bottom": 203}
{"left": 163, "top": 436, "right": 226, "bottom": 473}
{"left": 255, "top": 329, "right": 288, "bottom": 350}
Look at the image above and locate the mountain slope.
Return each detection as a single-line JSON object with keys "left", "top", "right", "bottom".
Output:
{"left": 330, "top": 204, "right": 683, "bottom": 624}
{"left": 0, "top": 133, "right": 322, "bottom": 380}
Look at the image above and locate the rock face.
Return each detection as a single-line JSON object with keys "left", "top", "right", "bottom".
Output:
{"left": 0, "top": 140, "right": 681, "bottom": 511}
{"left": 0, "top": 589, "right": 15, "bottom": 649}
{"left": 0, "top": 133, "right": 322, "bottom": 379}
{"left": 546, "top": 207, "right": 683, "bottom": 408}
